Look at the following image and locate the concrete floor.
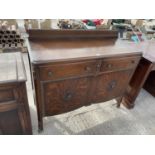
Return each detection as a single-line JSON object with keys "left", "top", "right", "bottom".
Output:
{"left": 23, "top": 53, "right": 155, "bottom": 135}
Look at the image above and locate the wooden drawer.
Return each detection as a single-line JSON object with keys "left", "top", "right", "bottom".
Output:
{"left": 100, "top": 56, "right": 140, "bottom": 72}
{"left": 39, "top": 60, "right": 97, "bottom": 81}
{"left": 0, "top": 100, "right": 18, "bottom": 113}
{"left": 0, "top": 89, "right": 15, "bottom": 102}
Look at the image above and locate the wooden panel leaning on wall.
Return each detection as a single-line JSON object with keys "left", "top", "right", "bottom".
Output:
{"left": 28, "top": 29, "right": 142, "bottom": 131}
{"left": 0, "top": 52, "right": 32, "bottom": 135}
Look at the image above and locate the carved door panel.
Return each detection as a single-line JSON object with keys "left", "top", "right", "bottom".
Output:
{"left": 0, "top": 86, "right": 23, "bottom": 135}
{"left": 0, "top": 109, "right": 23, "bottom": 135}
{"left": 43, "top": 77, "right": 91, "bottom": 116}
{"left": 0, "top": 84, "right": 32, "bottom": 135}
{"left": 92, "top": 70, "right": 133, "bottom": 103}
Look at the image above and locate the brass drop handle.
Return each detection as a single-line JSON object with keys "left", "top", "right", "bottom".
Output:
{"left": 64, "top": 92, "right": 73, "bottom": 101}
{"left": 110, "top": 82, "right": 116, "bottom": 88}
{"left": 85, "top": 66, "right": 91, "bottom": 72}
{"left": 107, "top": 80, "right": 117, "bottom": 91}
{"left": 97, "top": 64, "right": 100, "bottom": 68}
{"left": 48, "top": 71, "right": 53, "bottom": 77}
{"left": 107, "top": 64, "right": 112, "bottom": 68}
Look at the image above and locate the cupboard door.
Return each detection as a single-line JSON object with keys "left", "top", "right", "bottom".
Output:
{"left": 43, "top": 77, "right": 91, "bottom": 116}
{"left": 92, "top": 70, "right": 133, "bottom": 103}
{"left": 0, "top": 109, "right": 23, "bottom": 135}
{"left": 0, "top": 86, "right": 23, "bottom": 135}
{"left": 0, "top": 89, "right": 15, "bottom": 102}
{"left": 0, "top": 84, "right": 32, "bottom": 135}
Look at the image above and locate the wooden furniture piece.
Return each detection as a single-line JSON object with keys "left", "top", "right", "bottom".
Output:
{"left": 122, "top": 40, "right": 155, "bottom": 108}
{"left": 0, "top": 52, "right": 32, "bottom": 134}
{"left": 28, "top": 30, "right": 142, "bottom": 131}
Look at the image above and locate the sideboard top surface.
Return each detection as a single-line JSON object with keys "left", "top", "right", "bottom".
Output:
{"left": 0, "top": 52, "right": 26, "bottom": 84}
{"left": 29, "top": 39, "right": 142, "bottom": 64}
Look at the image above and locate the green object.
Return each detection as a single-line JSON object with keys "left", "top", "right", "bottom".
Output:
{"left": 87, "top": 20, "right": 95, "bottom": 26}
{"left": 131, "top": 36, "right": 139, "bottom": 43}
{"left": 112, "top": 19, "right": 125, "bottom": 24}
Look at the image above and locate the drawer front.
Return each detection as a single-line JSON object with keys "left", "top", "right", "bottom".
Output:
{"left": 100, "top": 56, "right": 140, "bottom": 72}
{"left": 39, "top": 60, "right": 97, "bottom": 81}
{"left": 0, "top": 89, "right": 15, "bottom": 103}
{"left": 43, "top": 77, "right": 91, "bottom": 116}
{"left": 92, "top": 70, "right": 133, "bottom": 103}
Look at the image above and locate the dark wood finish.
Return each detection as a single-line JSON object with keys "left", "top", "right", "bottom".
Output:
{"left": 29, "top": 39, "right": 141, "bottom": 64}
{"left": 100, "top": 56, "right": 139, "bottom": 73}
{"left": 28, "top": 30, "right": 142, "bottom": 130}
{"left": 0, "top": 53, "right": 32, "bottom": 135}
{"left": 27, "top": 29, "right": 118, "bottom": 40}
{"left": 39, "top": 60, "right": 97, "bottom": 81}
{"left": 44, "top": 77, "right": 91, "bottom": 116}
{"left": 122, "top": 41, "right": 155, "bottom": 108}
{"left": 122, "top": 58, "right": 153, "bottom": 108}
{"left": 92, "top": 70, "right": 134, "bottom": 103}
{"left": 144, "top": 71, "right": 155, "bottom": 97}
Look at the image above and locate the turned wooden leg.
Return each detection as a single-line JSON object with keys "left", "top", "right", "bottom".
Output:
{"left": 123, "top": 58, "right": 153, "bottom": 109}
{"left": 116, "top": 97, "right": 123, "bottom": 108}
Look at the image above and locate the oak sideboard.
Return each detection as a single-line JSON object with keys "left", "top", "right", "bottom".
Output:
{"left": 28, "top": 30, "right": 142, "bottom": 131}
